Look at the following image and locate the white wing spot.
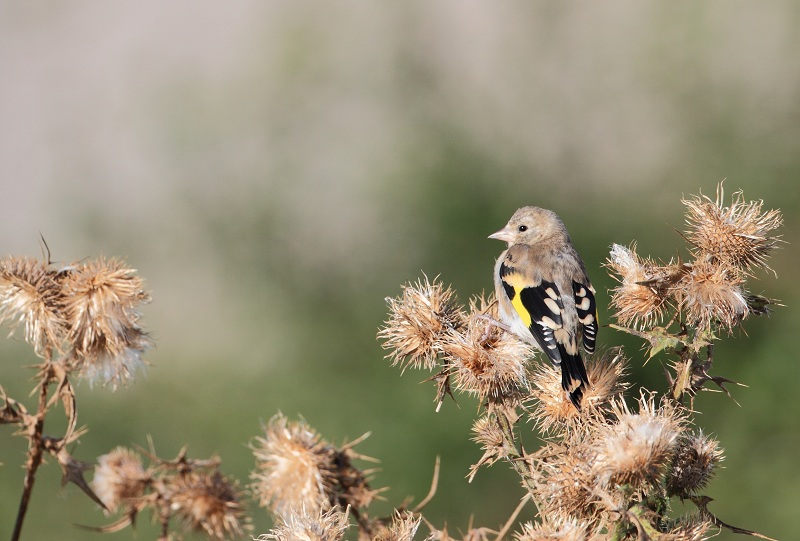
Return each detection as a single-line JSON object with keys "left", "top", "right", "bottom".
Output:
{"left": 580, "top": 314, "right": 595, "bottom": 325}
{"left": 578, "top": 297, "right": 592, "bottom": 310}
{"left": 545, "top": 287, "right": 559, "bottom": 299}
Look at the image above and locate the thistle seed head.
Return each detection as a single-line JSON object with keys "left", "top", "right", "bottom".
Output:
{"left": 92, "top": 447, "right": 150, "bottom": 513}
{"left": 378, "top": 276, "right": 465, "bottom": 372}
{"left": 593, "top": 395, "right": 684, "bottom": 491}
{"left": 0, "top": 256, "right": 67, "bottom": 355}
{"left": 683, "top": 183, "right": 782, "bottom": 275}
{"left": 168, "top": 470, "right": 250, "bottom": 540}
{"left": 666, "top": 430, "right": 724, "bottom": 498}
{"left": 607, "top": 244, "right": 681, "bottom": 329}
{"left": 255, "top": 505, "right": 350, "bottom": 541}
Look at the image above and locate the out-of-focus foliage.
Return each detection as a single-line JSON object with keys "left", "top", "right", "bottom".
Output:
{"left": 0, "top": 2, "right": 797, "bottom": 540}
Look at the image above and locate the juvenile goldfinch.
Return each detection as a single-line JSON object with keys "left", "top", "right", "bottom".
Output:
{"left": 489, "top": 207, "right": 597, "bottom": 408}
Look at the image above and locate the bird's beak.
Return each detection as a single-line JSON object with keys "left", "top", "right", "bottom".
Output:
{"left": 488, "top": 226, "right": 514, "bottom": 244}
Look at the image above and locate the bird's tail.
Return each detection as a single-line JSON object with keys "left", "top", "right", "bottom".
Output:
{"left": 561, "top": 353, "right": 590, "bottom": 409}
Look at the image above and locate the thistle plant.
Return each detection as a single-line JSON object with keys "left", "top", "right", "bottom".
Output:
{"left": 606, "top": 183, "right": 782, "bottom": 403}
{"left": 90, "top": 445, "right": 249, "bottom": 539}
{"left": 0, "top": 184, "right": 782, "bottom": 541}
{"left": 0, "top": 254, "right": 152, "bottom": 541}
{"left": 0, "top": 253, "right": 251, "bottom": 541}
{"left": 377, "top": 183, "right": 780, "bottom": 540}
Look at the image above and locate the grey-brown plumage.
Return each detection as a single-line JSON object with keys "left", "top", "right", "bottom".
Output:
{"left": 489, "top": 207, "right": 597, "bottom": 408}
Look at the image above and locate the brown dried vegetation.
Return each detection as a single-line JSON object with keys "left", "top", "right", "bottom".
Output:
{"left": 0, "top": 184, "right": 780, "bottom": 541}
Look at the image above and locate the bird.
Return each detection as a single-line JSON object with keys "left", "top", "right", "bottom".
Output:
{"left": 489, "top": 206, "right": 597, "bottom": 408}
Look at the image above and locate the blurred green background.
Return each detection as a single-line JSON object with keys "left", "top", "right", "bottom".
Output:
{"left": 0, "top": 2, "right": 798, "bottom": 540}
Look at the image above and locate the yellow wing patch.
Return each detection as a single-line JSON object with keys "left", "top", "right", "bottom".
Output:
{"left": 502, "top": 272, "right": 533, "bottom": 328}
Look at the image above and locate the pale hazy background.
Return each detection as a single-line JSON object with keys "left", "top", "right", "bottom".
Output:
{"left": 1, "top": 2, "right": 798, "bottom": 540}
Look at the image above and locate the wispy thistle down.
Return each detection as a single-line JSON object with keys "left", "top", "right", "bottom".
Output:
{"left": 592, "top": 394, "right": 684, "bottom": 492}
{"left": 62, "top": 257, "right": 153, "bottom": 387}
{"left": 0, "top": 255, "right": 152, "bottom": 386}
{"left": 255, "top": 506, "right": 351, "bottom": 541}
{"left": 0, "top": 256, "right": 66, "bottom": 356}
{"left": 250, "top": 413, "right": 380, "bottom": 520}
{"left": 370, "top": 511, "right": 423, "bottom": 541}
{"left": 92, "top": 447, "right": 150, "bottom": 513}
{"left": 251, "top": 414, "right": 337, "bottom": 516}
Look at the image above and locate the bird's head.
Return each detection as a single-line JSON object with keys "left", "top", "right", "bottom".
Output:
{"left": 488, "top": 206, "right": 567, "bottom": 246}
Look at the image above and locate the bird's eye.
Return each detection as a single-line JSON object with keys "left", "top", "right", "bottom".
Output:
{"left": 518, "top": 225, "right": 528, "bottom": 232}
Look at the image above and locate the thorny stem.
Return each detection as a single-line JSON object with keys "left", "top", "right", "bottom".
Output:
{"left": 493, "top": 412, "right": 536, "bottom": 494}
{"left": 11, "top": 359, "right": 53, "bottom": 541}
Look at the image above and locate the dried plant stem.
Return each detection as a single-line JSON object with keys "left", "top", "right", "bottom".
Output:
{"left": 495, "top": 494, "right": 530, "bottom": 541}
{"left": 493, "top": 413, "right": 536, "bottom": 494}
{"left": 11, "top": 358, "right": 52, "bottom": 541}
{"left": 411, "top": 456, "right": 441, "bottom": 513}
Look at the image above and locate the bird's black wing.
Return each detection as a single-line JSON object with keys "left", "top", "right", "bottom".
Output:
{"left": 573, "top": 281, "right": 598, "bottom": 354}
{"left": 499, "top": 262, "right": 589, "bottom": 407}
{"left": 516, "top": 279, "right": 565, "bottom": 362}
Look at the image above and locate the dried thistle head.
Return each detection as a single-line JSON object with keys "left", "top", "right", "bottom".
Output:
{"left": 606, "top": 244, "right": 681, "bottom": 329}
{"left": 683, "top": 183, "right": 782, "bottom": 275}
{"left": 371, "top": 511, "right": 422, "bottom": 541}
{"left": 256, "top": 505, "right": 350, "bottom": 541}
{"left": 442, "top": 314, "right": 532, "bottom": 403}
{"left": 528, "top": 351, "right": 628, "bottom": 435}
{"left": 0, "top": 256, "right": 67, "bottom": 355}
{"left": 92, "top": 447, "right": 150, "bottom": 513}
{"left": 168, "top": 469, "right": 250, "bottom": 540}
{"left": 514, "top": 518, "right": 589, "bottom": 541}
{"left": 251, "top": 414, "right": 336, "bottom": 516}
{"left": 251, "top": 414, "right": 378, "bottom": 517}
{"left": 379, "top": 276, "right": 465, "bottom": 372}
{"left": 468, "top": 415, "right": 506, "bottom": 480}
{"left": 61, "top": 257, "right": 152, "bottom": 387}
{"left": 528, "top": 361, "right": 580, "bottom": 433}
{"left": 666, "top": 430, "right": 724, "bottom": 498}
{"left": 677, "top": 260, "right": 749, "bottom": 333}
{"left": 529, "top": 441, "right": 600, "bottom": 525}
{"left": 468, "top": 291, "right": 499, "bottom": 320}
{"left": 593, "top": 395, "right": 684, "bottom": 491}
{"left": 664, "top": 514, "right": 717, "bottom": 541}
